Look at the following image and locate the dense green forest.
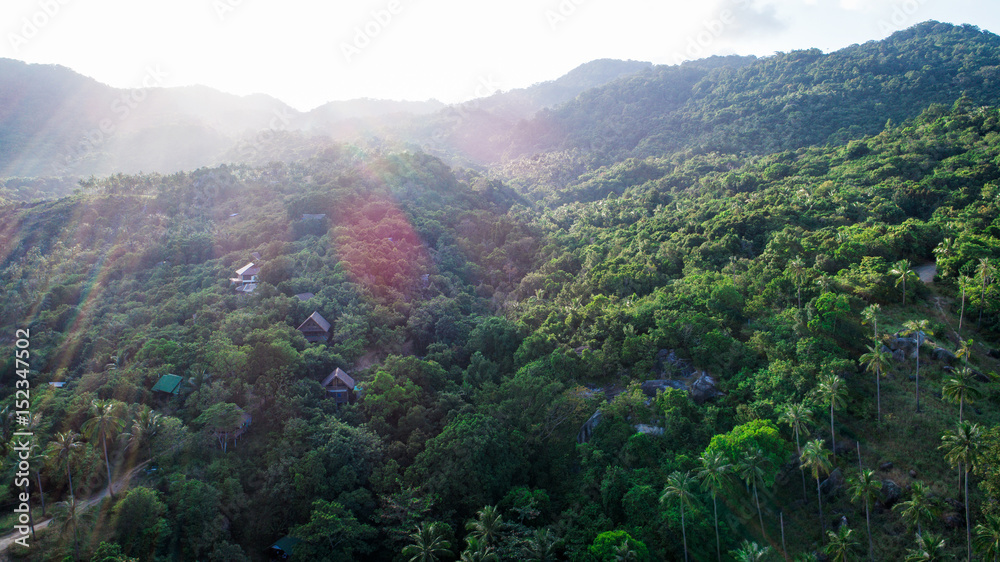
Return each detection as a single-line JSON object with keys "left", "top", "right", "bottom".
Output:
{"left": 3, "top": 20, "right": 1000, "bottom": 562}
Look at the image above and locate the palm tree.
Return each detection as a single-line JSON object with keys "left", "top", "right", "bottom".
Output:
{"left": 800, "top": 439, "right": 833, "bottom": 537}
{"left": 976, "top": 258, "right": 995, "bottom": 330}
{"left": 895, "top": 481, "right": 936, "bottom": 535}
{"left": 958, "top": 274, "right": 972, "bottom": 332}
{"left": 779, "top": 402, "right": 814, "bottom": 501}
{"left": 905, "top": 531, "right": 946, "bottom": 561}
{"left": 124, "top": 405, "right": 162, "bottom": 460}
{"left": 661, "top": 470, "right": 697, "bottom": 562}
{"left": 862, "top": 303, "right": 881, "bottom": 340}
{"left": 790, "top": 257, "right": 807, "bottom": 310}
{"left": 731, "top": 540, "right": 771, "bottom": 562}
{"left": 941, "top": 421, "right": 983, "bottom": 562}
{"left": 902, "top": 319, "right": 933, "bottom": 412}
{"left": 520, "top": 528, "right": 558, "bottom": 562}
{"left": 402, "top": 522, "right": 452, "bottom": 562}
{"left": 460, "top": 537, "right": 498, "bottom": 562}
{"left": 860, "top": 342, "right": 892, "bottom": 424}
{"left": 81, "top": 399, "right": 126, "bottom": 499}
{"left": 943, "top": 368, "right": 982, "bottom": 424}
{"left": 45, "top": 431, "right": 81, "bottom": 502}
{"left": 698, "top": 450, "right": 732, "bottom": 562}
{"left": 933, "top": 238, "right": 954, "bottom": 263}
{"left": 973, "top": 513, "right": 1000, "bottom": 561}
{"left": 738, "top": 448, "right": 770, "bottom": 539}
{"left": 825, "top": 524, "right": 859, "bottom": 562}
{"left": 51, "top": 496, "right": 82, "bottom": 561}
{"left": 848, "top": 469, "right": 882, "bottom": 562}
{"left": 891, "top": 259, "right": 917, "bottom": 305}
{"left": 815, "top": 372, "right": 847, "bottom": 455}
{"left": 26, "top": 444, "right": 49, "bottom": 517}
{"left": 613, "top": 539, "right": 639, "bottom": 562}
{"left": 465, "top": 505, "right": 502, "bottom": 547}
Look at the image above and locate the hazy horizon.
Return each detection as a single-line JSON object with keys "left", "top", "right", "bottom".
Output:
{"left": 2, "top": 0, "right": 999, "bottom": 112}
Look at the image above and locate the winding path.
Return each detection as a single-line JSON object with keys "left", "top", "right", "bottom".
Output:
{"left": 0, "top": 461, "right": 149, "bottom": 555}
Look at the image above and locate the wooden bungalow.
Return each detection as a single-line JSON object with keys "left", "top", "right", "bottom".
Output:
{"left": 231, "top": 262, "right": 261, "bottom": 293}
{"left": 321, "top": 368, "right": 356, "bottom": 404}
{"left": 297, "top": 311, "right": 331, "bottom": 343}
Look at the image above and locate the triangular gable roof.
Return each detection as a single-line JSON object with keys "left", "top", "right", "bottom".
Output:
{"left": 295, "top": 293, "right": 314, "bottom": 301}
{"left": 321, "top": 368, "right": 355, "bottom": 390}
{"left": 152, "top": 374, "right": 183, "bottom": 394}
{"left": 270, "top": 536, "right": 301, "bottom": 554}
{"left": 297, "top": 311, "right": 331, "bottom": 332}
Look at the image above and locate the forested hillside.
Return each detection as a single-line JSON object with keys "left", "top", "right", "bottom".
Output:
{"left": 2, "top": 20, "right": 1000, "bottom": 562}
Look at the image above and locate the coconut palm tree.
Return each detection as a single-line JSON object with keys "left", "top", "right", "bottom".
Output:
{"left": 891, "top": 259, "right": 917, "bottom": 305}
{"left": 860, "top": 342, "right": 892, "bottom": 423}
{"left": 848, "top": 469, "right": 882, "bottom": 562}
{"left": 698, "top": 450, "right": 732, "bottom": 562}
{"left": 905, "top": 531, "right": 946, "bottom": 561}
{"left": 790, "top": 257, "right": 807, "bottom": 310}
{"left": 45, "top": 431, "right": 81, "bottom": 502}
{"left": 800, "top": 439, "right": 833, "bottom": 537}
{"left": 81, "top": 399, "right": 126, "bottom": 499}
{"left": 520, "top": 528, "right": 558, "bottom": 562}
{"left": 825, "top": 524, "right": 859, "bottom": 562}
{"left": 51, "top": 496, "right": 83, "bottom": 561}
{"left": 731, "top": 540, "right": 770, "bottom": 562}
{"left": 738, "top": 448, "right": 770, "bottom": 539}
{"left": 895, "top": 481, "right": 936, "bottom": 535}
{"left": 613, "top": 539, "right": 639, "bottom": 562}
{"left": 661, "top": 470, "right": 697, "bottom": 562}
{"left": 902, "top": 319, "right": 933, "bottom": 412}
{"left": 958, "top": 274, "right": 972, "bottom": 332}
{"left": 943, "top": 368, "right": 982, "bottom": 424}
{"left": 402, "top": 522, "right": 452, "bottom": 562}
{"left": 28, "top": 444, "right": 48, "bottom": 517}
{"left": 814, "top": 372, "right": 847, "bottom": 455}
{"left": 460, "top": 537, "right": 498, "bottom": 562}
{"left": 465, "top": 505, "right": 502, "bottom": 547}
{"left": 862, "top": 303, "right": 881, "bottom": 340}
{"left": 124, "top": 405, "right": 162, "bottom": 460}
{"left": 974, "top": 513, "right": 1000, "bottom": 561}
{"left": 976, "top": 258, "right": 995, "bottom": 330}
{"left": 779, "top": 402, "right": 814, "bottom": 501}
{"left": 941, "top": 421, "right": 983, "bottom": 562}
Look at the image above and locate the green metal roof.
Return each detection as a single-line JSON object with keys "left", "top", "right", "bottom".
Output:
{"left": 151, "top": 374, "right": 182, "bottom": 395}
{"left": 270, "top": 536, "right": 300, "bottom": 553}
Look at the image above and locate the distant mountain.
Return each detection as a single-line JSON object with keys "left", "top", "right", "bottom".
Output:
{"left": 500, "top": 21, "right": 1000, "bottom": 165}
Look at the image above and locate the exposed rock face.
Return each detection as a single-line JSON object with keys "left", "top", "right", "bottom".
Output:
{"left": 943, "top": 512, "right": 963, "bottom": 529}
{"left": 577, "top": 410, "right": 602, "bottom": 444}
{"left": 887, "top": 332, "right": 926, "bottom": 361}
{"left": 641, "top": 380, "right": 685, "bottom": 397}
{"left": 689, "top": 372, "right": 724, "bottom": 404}
{"left": 821, "top": 468, "right": 844, "bottom": 497}
{"left": 634, "top": 424, "right": 665, "bottom": 436}
{"left": 881, "top": 480, "right": 902, "bottom": 508}
{"left": 879, "top": 461, "right": 894, "bottom": 471}
{"left": 931, "top": 347, "right": 957, "bottom": 363}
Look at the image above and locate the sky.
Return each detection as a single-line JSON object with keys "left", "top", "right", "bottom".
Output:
{"left": 1, "top": 0, "right": 998, "bottom": 111}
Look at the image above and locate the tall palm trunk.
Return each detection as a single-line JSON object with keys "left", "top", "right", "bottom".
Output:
{"left": 34, "top": 470, "right": 45, "bottom": 516}
{"left": 680, "top": 499, "right": 688, "bottom": 562}
{"left": 876, "top": 364, "right": 881, "bottom": 424}
{"left": 865, "top": 495, "right": 873, "bottom": 562}
{"left": 65, "top": 464, "right": 78, "bottom": 561}
{"left": 817, "top": 476, "right": 825, "bottom": 539}
{"left": 102, "top": 438, "right": 114, "bottom": 499}
{"left": 753, "top": 481, "right": 765, "bottom": 537}
{"left": 965, "top": 469, "right": 972, "bottom": 562}
{"left": 796, "top": 430, "right": 808, "bottom": 502}
{"left": 830, "top": 402, "right": 836, "bottom": 455}
{"left": 915, "top": 347, "right": 921, "bottom": 412}
{"left": 959, "top": 285, "right": 966, "bottom": 331}
{"left": 712, "top": 494, "right": 721, "bottom": 562}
